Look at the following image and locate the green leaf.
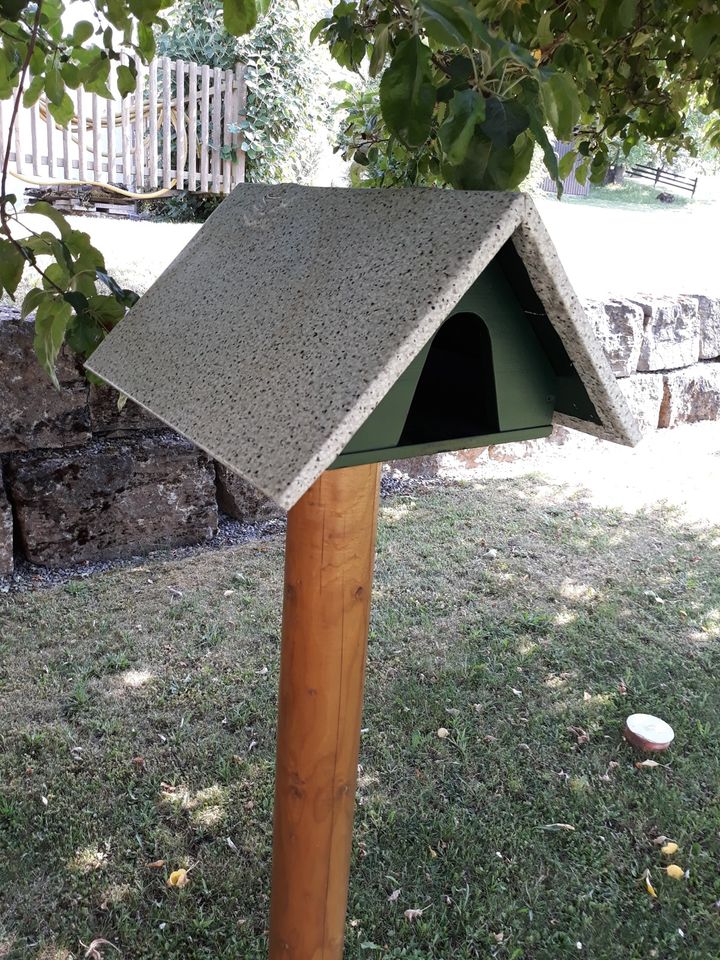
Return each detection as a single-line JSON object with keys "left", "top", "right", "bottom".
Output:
{"left": 575, "top": 157, "right": 590, "bottom": 185}
{"left": 88, "top": 293, "right": 126, "bottom": 326}
{"left": 45, "top": 67, "right": 65, "bottom": 105}
{"left": 224, "top": 0, "right": 257, "bottom": 36}
{"left": 505, "top": 130, "right": 535, "bottom": 189}
{"left": 558, "top": 148, "right": 577, "bottom": 179}
{"left": 0, "top": 239, "right": 26, "bottom": 299}
{"left": 539, "top": 73, "right": 581, "bottom": 141}
{"left": 379, "top": 36, "right": 435, "bottom": 149}
{"left": 23, "top": 74, "right": 45, "bottom": 109}
{"left": 43, "top": 261, "right": 71, "bottom": 292}
{"left": 442, "top": 99, "right": 532, "bottom": 191}
{"left": 438, "top": 89, "right": 486, "bottom": 166}
{"left": 48, "top": 92, "right": 75, "bottom": 126}
{"left": 21, "top": 287, "right": 51, "bottom": 320}
{"left": 368, "top": 24, "right": 389, "bottom": 78}
{"left": 117, "top": 64, "right": 136, "bottom": 96}
{"left": 686, "top": 14, "right": 720, "bottom": 61}
{"left": 309, "top": 17, "right": 331, "bottom": 44}
{"left": 137, "top": 22, "right": 156, "bottom": 60}
{"left": 26, "top": 201, "right": 73, "bottom": 238}
{"left": 478, "top": 96, "right": 530, "bottom": 150}
{"left": 61, "top": 63, "right": 81, "bottom": 89}
{"left": 34, "top": 298, "right": 72, "bottom": 388}
{"left": 529, "top": 118, "right": 559, "bottom": 182}
{"left": 535, "top": 10, "right": 553, "bottom": 47}
{"left": 72, "top": 20, "right": 95, "bottom": 44}
{"left": 0, "top": 0, "right": 27, "bottom": 19}
{"left": 419, "top": 0, "right": 478, "bottom": 46}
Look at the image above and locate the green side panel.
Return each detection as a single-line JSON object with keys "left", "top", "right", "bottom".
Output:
{"left": 342, "top": 340, "right": 432, "bottom": 454}
{"left": 495, "top": 241, "right": 602, "bottom": 425}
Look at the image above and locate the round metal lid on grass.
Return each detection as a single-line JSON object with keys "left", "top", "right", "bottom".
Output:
{"left": 624, "top": 713, "right": 675, "bottom": 752}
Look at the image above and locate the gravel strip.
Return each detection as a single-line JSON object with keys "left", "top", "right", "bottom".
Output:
{"left": 0, "top": 472, "right": 451, "bottom": 594}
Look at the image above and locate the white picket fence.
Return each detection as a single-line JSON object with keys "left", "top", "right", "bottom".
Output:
{"left": 0, "top": 56, "right": 247, "bottom": 195}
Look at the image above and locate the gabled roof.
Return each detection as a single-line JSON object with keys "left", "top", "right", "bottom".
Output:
{"left": 86, "top": 184, "right": 639, "bottom": 509}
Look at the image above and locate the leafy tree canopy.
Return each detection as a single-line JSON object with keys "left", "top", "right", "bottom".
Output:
{"left": 314, "top": 0, "right": 720, "bottom": 191}
{"left": 2, "top": 0, "right": 720, "bottom": 381}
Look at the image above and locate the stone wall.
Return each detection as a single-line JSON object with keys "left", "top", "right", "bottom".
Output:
{"left": 0, "top": 308, "right": 280, "bottom": 576}
{"left": 2, "top": 294, "right": 720, "bottom": 576}
{"left": 584, "top": 294, "right": 720, "bottom": 436}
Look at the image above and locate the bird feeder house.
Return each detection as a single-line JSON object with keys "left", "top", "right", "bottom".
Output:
{"left": 87, "top": 184, "right": 638, "bottom": 960}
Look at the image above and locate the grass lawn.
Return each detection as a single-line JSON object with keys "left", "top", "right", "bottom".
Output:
{"left": 2, "top": 476, "right": 720, "bottom": 959}
{"left": 577, "top": 181, "right": 694, "bottom": 210}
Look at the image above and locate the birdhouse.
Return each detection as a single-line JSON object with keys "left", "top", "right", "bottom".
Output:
{"left": 86, "top": 184, "right": 641, "bottom": 960}
{"left": 86, "top": 184, "right": 639, "bottom": 507}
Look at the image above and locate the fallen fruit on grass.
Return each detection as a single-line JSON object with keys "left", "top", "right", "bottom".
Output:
{"left": 167, "top": 868, "right": 189, "bottom": 888}
{"left": 643, "top": 869, "right": 657, "bottom": 898}
{"left": 635, "top": 759, "right": 661, "bottom": 769}
{"left": 624, "top": 714, "right": 674, "bottom": 752}
{"left": 147, "top": 859, "right": 166, "bottom": 869}
{"left": 666, "top": 864, "right": 685, "bottom": 880}
{"left": 437, "top": 727, "right": 450, "bottom": 739}
{"left": 661, "top": 842, "right": 679, "bottom": 856}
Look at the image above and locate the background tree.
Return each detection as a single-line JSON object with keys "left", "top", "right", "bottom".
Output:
{"left": 158, "top": 0, "right": 333, "bottom": 188}
{"left": 314, "top": 1, "right": 720, "bottom": 191}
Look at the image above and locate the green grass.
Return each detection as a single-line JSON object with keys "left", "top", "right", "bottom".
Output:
{"left": 1, "top": 477, "right": 720, "bottom": 959}
{"left": 569, "top": 180, "right": 695, "bottom": 210}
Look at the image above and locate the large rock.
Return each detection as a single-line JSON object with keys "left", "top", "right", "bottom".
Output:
{"left": 215, "top": 464, "right": 284, "bottom": 521}
{"left": 89, "top": 384, "right": 164, "bottom": 436}
{"left": 694, "top": 295, "right": 720, "bottom": 360}
{"left": 633, "top": 296, "right": 699, "bottom": 371}
{"left": 0, "top": 307, "right": 91, "bottom": 452}
{"left": 0, "top": 466, "right": 13, "bottom": 577}
{"left": 659, "top": 362, "right": 720, "bottom": 428}
{"left": 617, "top": 374, "right": 664, "bottom": 434}
{"left": 4, "top": 432, "right": 217, "bottom": 568}
{"left": 583, "top": 298, "right": 645, "bottom": 377}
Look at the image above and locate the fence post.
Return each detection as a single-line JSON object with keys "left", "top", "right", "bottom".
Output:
{"left": 148, "top": 58, "right": 158, "bottom": 189}
{"left": 187, "top": 61, "right": 198, "bottom": 192}
{"left": 211, "top": 66, "right": 222, "bottom": 192}
{"left": 176, "top": 59, "right": 186, "bottom": 189}
{"left": 200, "top": 64, "right": 210, "bottom": 192}
{"left": 107, "top": 63, "right": 116, "bottom": 184}
{"left": 233, "top": 63, "right": 246, "bottom": 186}
{"left": 120, "top": 54, "right": 131, "bottom": 187}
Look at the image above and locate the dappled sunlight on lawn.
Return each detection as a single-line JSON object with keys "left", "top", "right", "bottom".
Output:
{"left": 2, "top": 468, "right": 720, "bottom": 957}
{"left": 68, "top": 843, "right": 110, "bottom": 874}
{"left": 120, "top": 668, "right": 154, "bottom": 688}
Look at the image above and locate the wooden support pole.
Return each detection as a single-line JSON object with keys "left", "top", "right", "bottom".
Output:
{"left": 269, "top": 462, "right": 381, "bottom": 960}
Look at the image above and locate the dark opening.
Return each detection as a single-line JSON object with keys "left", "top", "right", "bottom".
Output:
{"left": 399, "top": 312, "right": 499, "bottom": 445}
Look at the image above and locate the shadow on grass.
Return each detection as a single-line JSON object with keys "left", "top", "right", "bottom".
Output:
{"left": 1, "top": 476, "right": 719, "bottom": 959}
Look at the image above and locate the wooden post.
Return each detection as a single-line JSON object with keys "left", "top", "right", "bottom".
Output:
{"left": 269, "top": 462, "right": 381, "bottom": 960}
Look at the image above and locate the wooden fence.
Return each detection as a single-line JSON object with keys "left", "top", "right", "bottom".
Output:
{"left": 627, "top": 163, "right": 698, "bottom": 196}
{"left": 0, "top": 55, "right": 247, "bottom": 195}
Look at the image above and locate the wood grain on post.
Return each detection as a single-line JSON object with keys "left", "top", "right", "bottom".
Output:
{"left": 269, "top": 462, "right": 381, "bottom": 960}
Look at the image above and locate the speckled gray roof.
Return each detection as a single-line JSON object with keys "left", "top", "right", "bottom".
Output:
{"left": 86, "top": 184, "right": 639, "bottom": 509}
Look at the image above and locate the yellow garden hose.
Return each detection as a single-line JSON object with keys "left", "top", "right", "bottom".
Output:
{"left": 10, "top": 97, "right": 190, "bottom": 200}
{"left": 10, "top": 168, "right": 178, "bottom": 199}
